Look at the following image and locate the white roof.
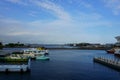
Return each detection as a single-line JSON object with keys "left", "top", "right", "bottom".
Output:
{"left": 115, "top": 36, "right": 120, "bottom": 42}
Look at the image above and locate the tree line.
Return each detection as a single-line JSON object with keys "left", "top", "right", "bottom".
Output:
{"left": 4, "top": 42, "right": 25, "bottom": 48}
{"left": 0, "top": 42, "right": 25, "bottom": 48}
{"left": 0, "top": 42, "right": 3, "bottom": 49}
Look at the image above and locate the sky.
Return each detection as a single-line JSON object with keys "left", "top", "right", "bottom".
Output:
{"left": 0, "top": 0, "right": 120, "bottom": 44}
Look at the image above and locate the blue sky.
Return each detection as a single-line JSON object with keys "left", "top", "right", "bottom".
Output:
{"left": 0, "top": 0, "right": 120, "bottom": 44}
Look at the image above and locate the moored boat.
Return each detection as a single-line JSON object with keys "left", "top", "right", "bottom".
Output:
{"left": 106, "top": 48, "right": 115, "bottom": 54}
{"left": 23, "top": 48, "right": 49, "bottom": 56}
{"left": 36, "top": 55, "right": 50, "bottom": 60}
{"left": 0, "top": 51, "right": 28, "bottom": 62}
{"left": 114, "top": 48, "right": 120, "bottom": 57}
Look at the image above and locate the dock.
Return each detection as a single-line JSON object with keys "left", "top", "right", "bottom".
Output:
{"left": 0, "top": 59, "right": 31, "bottom": 73}
{"left": 93, "top": 57, "right": 120, "bottom": 71}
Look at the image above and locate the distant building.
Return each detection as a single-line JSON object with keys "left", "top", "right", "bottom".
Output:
{"left": 115, "top": 36, "right": 120, "bottom": 47}
{"left": 73, "top": 43, "right": 77, "bottom": 47}
{"left": 115, "top": 36, "right": 120, "bottom": 43}
{"left": 105, "top": 43, "right": 114, "bottom": 48}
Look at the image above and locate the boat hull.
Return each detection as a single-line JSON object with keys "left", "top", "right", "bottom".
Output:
{"left": 106, "top": 50, "right": 114, "bottom": 54}
{"left": 36, "top": 56, "right": 50, "bottom": 60}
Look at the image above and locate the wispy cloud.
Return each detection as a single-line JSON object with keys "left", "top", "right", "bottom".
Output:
{"left": 6, "top": 0, "right": 28, "bottom": 5}
{"left": 28, "top": 11, "right": 38, "bottom": 17}
{"left": 30, "top": 0, "right": 71, "bottom": 21}
{"left": 67, "top": 0, "right": 93, "bottom": 9}
{"left": 5, "top": 0, "right": 71, "bottom": 20}
{"left": 103, "top": 0, "right": 120, "bottom": 15}
{"left": 6, "top": 0, "right": 20, "bottom": 3}
{"left": 0, "top": 14, "right": 118, "bottom": 44}
{"left": 76, "top": 0, "right": 92, "bottom": 8}
{"left": 1, "top": 0, "right": 120, "bottom": 43}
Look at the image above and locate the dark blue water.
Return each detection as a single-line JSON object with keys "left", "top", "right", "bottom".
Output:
{"left": 0, "top": 49, "right": 120, "bottom": 80}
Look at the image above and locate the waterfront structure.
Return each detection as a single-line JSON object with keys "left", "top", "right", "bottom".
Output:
{"left": 113, "top": 36, "right": 120, "bottom": 57}
{"left": 93, "top": 57, "right": 120, "bottom": 70}
{"left": 114, "top": 48, "right": 120, "bottom": 57}
{"left": 115, "top": 36, "right": 120, "bottom": 43}
{"left": 0, "top": 59, "right": 31, "bottom": 72}
{"left": 115, "top": 36, "right": 120, "bottom": 47}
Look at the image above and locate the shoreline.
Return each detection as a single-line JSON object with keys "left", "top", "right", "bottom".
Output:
{"left": 2, "top": 47, "right": 111, "bottom": 50}
{"left": 47, "top": 48, "right": 107, "bottom": 50}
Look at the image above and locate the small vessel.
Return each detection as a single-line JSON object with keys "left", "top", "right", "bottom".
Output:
{"left": 23, "top": 48, "right": 49, "bottom": 58}
{"left": 37, "top": 47, "right": 49, "bottom": 55}
{"left": 0, "top": 51, "right": 28, "bottom": 62}
{"left": 23, "top": 48, "right": 48, "bottom": 56}
{"left": 106, "top": 48, "right": 115, "bottom": 54}
{"left": 36, "top": 55, "right": 50, "bottom": 60}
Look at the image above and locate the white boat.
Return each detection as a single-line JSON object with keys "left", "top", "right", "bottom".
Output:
{"left": 12, "top": 51, "right": 35, "bottom": 60}
{"left": 36, "top": 55, "right": 50, "bottom": 60}
{"left": 23, "top": 48, "right": 48, "bottom": 55}
{"left": 22, "top": 48, "right": 49, "bottom": 59}
{"left": 114, "top": 48, "right": 120, "bottom": 57}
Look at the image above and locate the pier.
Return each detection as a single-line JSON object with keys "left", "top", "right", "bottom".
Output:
{"left": 93, "top": 57, "right": 120, "bottom": 71}
{"left": 0, "top": 59, "right": 31, "bottom": 73}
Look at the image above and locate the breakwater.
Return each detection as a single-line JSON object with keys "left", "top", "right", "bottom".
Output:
{"left": 0, "top": 59, "right": 31, "bottom": 73}
{"left": 93, "top": 57, "right": 120, "bottom": 71}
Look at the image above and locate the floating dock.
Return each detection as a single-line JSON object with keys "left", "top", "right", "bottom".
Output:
{"left": 93, "top": 57, "right": 120, "bottom": 71}
{"left": 0, "top": 59, "right": 31, "bottom": 73}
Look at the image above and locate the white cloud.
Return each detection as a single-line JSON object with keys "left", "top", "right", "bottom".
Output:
{"left": 6, "top": 0, "right": 28, "bottom": 5}
{"left": 6, "top": 0, "right": 20, "bottom": 3}
{"left": 1, "top": 0, "right": 119, "bottom": 44}
{"left": 103, "top": 0, "right": 120, "bottom": 15}
{"left": 77, "top": 0, "right": 92, "bottom": 8}
{"left": 0, "top": 17, "right": 77, "bottom": 43}
{"left": 76, "top": 12, "right": 103, "bottom": 21}
{"left": 0, "top": 15, "right": 118, "bottom": 44}
{"left": 28, "top": 11, "right": 38, "bottom": 17}
{"left": 30, "top": 0, "right": 71, "bottom": 21}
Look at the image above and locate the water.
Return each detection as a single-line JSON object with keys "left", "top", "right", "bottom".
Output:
{"left": 0, "top": 49, "right": 120, "bottom": 80}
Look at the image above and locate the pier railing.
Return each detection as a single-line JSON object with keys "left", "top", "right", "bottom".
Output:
{"left": 93, "top": 57, "right": 120, "bottom": 70}
{"left": 0, "top": 59, "right": 31, "bottom": 72}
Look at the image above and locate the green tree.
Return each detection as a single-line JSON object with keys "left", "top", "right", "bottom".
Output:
{"left": 0, "top": 42, "right": 3, "bottom": 49}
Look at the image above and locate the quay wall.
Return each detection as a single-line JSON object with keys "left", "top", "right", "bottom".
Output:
{"left": 93, "top": 57, "right": 120, "bottom": 71}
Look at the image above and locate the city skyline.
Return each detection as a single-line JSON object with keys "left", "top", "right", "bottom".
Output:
{"left": 0, "top": 0, "right": 120, "bottom": 44}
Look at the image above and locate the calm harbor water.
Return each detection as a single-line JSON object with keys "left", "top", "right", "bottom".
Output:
{"left": 0, "top": 49, "right": 120, "bottom": 80}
